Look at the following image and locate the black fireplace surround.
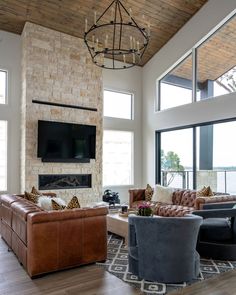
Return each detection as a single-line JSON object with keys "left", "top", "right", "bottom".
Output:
{"left": 39, "top": 174, "right": 91, "bottom": 190}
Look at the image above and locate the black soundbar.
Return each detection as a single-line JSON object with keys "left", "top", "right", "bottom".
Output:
{"left": 32, "top": 99, "right": 97, "bottom": 112}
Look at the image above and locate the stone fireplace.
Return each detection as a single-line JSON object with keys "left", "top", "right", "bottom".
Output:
{"left": 21, "top": 22, "right": 103, "bottom": 206}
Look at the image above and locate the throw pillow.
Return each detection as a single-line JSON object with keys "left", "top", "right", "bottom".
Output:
{"left": 145, "top": 184, "right": 154, "bottom": 202}
{"left": 152, "top": 185, "right": 174, "bottom": 204}
{"left": 31, "top": 186, "right": 41, "bottom": 195}
{"left": 51, "top": 199, "right": 66, "bottom": 210}
{"left": 51, "top": 196, "right": 80, "bottom": 210}
{"left": 67, "top": 196, "right": 80, "bottom": 209}
{"left": 24, "top": 191, "right": 40, "bottom": 203}
{"left": 197, "top": 186, "right": 214, "bottom": 197}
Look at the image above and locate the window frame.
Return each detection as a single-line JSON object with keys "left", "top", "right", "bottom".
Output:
{"left": 103, "top": 88, "right": 134, "bottom": 120}
{"left": 0, "top": 68, "right": 8, "bottom": 105}
{"left": 103, "top": 129, "right": 134, "bottom": 187}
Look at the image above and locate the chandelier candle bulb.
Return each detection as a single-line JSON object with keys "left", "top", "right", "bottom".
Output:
{"left": 96, "top": 38, "right": 99, "bottom": 51}
{"left": 105, "top": 35, "right": 108, "bottom": 48}
{"left": 92, "top": 35, "right": 95, "bottom": 48}
{"left": 132, "top": 53, "right": 135, "bottom": 64}
{"left": 133, "top": 37, "right": 136, "bottom": 50}
{"left": 123, "top": 54, "right": 126, "bottom": 64}
{"left": 130, "top": 36, "right": 132, "bottom": 49}
{"left": 137, "top": 41, "right": 140, "bottom": 54}
{"left": 94, "top": 11, "right": 97, "bottom": 25}
{"left": 85, "top": 18, "right": 88, "bottom": 33}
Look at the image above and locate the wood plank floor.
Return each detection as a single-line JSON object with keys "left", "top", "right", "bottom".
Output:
{"left": 1, "top": 236, "right": 236, "bottom": 295}
{"left": 0, "top": 237, "right": 141, "bottom": 295}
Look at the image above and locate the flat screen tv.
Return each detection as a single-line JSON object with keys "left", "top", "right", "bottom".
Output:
{"left": 37, "top": 120, "right": 96, "bottom": 162}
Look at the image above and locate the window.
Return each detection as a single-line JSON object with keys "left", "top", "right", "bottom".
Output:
{"left": 196, "top": 121, "right": 236, "bottom": 194}
{"left": 197, "top": 14, "right": 236, "bottom": 101}
{"left": 0, "top": 121, "right": 7, "bottom": 191}
{"left": 103, "top": 130, "right": 133, "bottom": 186}
{"left": 158, "top": 54, "right": 193, "bottom": 110}
{"left": 156, "top": 119, "right": 236, "bottom": 194}
{"left": 157, "top": 13, "right": 236, "bottom": 109}
{"left": 159, "top": 128, "right": 193, "bottom": 189}
{"left": 104, "top": 89, "right": 133, "bottom": 119}
{"left": 0, "top": 70, "right": 7, "bottom": 104}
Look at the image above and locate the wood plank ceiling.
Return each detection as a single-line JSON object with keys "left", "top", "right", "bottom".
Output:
{"left": 0, "top": 0, "right": 208, "bottom": 66}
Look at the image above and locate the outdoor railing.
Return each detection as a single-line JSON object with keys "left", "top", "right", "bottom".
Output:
{"left": 161, "top": 170, "right": 236, "bottom": 194}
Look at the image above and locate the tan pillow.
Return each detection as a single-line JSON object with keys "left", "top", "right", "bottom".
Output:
{"left": 24, "top": 191, "right": 40, "bottom": 203}
{"left": 145, "top": 184, "right": 154, "bottom": 202}
{"left": 152, "top": 185, "right": 174, "bottom": 204}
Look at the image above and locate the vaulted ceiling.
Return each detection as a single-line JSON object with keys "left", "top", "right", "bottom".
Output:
{"left": 0, "top": 0, "right": 208, "bottom": 66}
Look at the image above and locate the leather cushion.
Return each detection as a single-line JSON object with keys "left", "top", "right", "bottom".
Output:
{"left": 11, "top": 201, "right": 42, "bottom": 221}
{"left": 157, "top": 205, "right": 194, "bottom": 217}
{"left": 1, "top": 194, "right": 21, "bottom": 207}
{"left": 180, "top": 190, "right": 196, "bottom": 207}
{"left": 172, "top": 189, "right": 185, "bottom": 205}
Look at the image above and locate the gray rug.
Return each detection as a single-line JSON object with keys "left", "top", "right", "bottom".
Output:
{"left": 97, "top": 234, "right": 236, "bottom": 295}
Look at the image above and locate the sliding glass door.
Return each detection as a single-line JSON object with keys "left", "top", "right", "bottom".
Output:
{"left": 156, "top": 119, "right": 236, "bottom": 193}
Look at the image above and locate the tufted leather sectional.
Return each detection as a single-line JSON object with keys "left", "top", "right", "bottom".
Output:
{"left": 0, "top": 194, "right": 108, "bottom": 277}
{"left": 129, "top": 188, "right": 236, "bottom": 217}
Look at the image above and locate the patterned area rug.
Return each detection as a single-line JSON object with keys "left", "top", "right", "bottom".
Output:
{"left": 97, "top": 235, "right": 236, "bottom": 295}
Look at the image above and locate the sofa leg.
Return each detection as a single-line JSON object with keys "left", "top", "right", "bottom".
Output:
{"left": 7, "top": 247, "right": 12, "bottom": 252}
{"left": 98, "top": 259, "right": 106, "bottom": 263}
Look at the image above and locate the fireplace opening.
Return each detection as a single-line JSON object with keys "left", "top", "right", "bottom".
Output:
{"left": 38, "top": 174, "right": 91, "bottom": 190}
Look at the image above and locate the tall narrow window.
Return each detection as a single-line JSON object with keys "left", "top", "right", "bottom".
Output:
{"left": 158, "top": 54, "right": 193, "bottom": 110}
{"left": 0, "top": 121, "right": 7, "bottom": 191}
{"left": 160, "top": 128, "right": 193, "bottom": 189}
{"left": 103, "top": 130, "right": 133, "bottom": 186}
{"left": 196, "top": 121, "right": 236, "bottom": 194}
{"left": 0, "top": 70, "right": 7, "bottom": 104}
{"left": 104, "top": 90, "right": 133, "bottom": 119}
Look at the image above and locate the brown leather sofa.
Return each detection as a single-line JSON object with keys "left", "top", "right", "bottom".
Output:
{"left": 129, "top": 188, "right": 236, "bottom": 216}
{"left": 0, "top": 194, "right": 108, "bottom": 277}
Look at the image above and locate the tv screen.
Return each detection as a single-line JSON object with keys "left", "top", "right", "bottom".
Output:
{"left": 37, "top": 120, "right": 96, "bottom": 162}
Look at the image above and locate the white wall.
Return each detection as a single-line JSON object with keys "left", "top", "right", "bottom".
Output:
{"left": 0, "top": 30, "right": 21, "bottom": 194}
{"left": 142, "top": 0, "right": 236, "bottom": 186}
{"left": 103, "top": 64, "right": 143, "bottom": 203}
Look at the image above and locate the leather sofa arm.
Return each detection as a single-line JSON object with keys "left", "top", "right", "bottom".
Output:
{"left": 129, "top": 189, "right": 145, "bottom": 208}
{"left": 195, "top": 195, "right": 236, "bottom": 210}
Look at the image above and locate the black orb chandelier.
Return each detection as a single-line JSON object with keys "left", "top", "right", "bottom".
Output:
{"left": 84, "top": 0, "right": 150, "bottom": 70}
